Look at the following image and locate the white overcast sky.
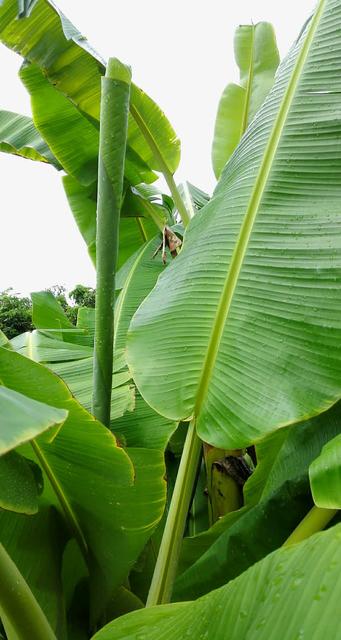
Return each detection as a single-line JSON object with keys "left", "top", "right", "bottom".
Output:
{"left": 1, "top": 0, "right": 315, "bottom": 296}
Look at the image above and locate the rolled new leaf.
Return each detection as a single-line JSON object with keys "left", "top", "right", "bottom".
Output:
{"left": 92, "top": 58, "right": 131, "bottom": 427}
{"left": 212, "top": 22, "right": 279, "bottom": 179}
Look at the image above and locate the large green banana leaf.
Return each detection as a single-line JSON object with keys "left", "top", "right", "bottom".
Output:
{"left": 115, "top": 236, "right": 166, "bottom": 351}
{"left": 14, "top": 296, "right": 135, "bottom": 422}
{"left": 127, "top": 0, "right": 341, "bottom": 450}
{"left": 310, "top": 433, "right": 341, "bottom": 508}
{"left": 20, "top": 62, "right": 99, "bottom": 186}
{"left": 0, "top": 0, "right": 181, "bottom": 267}
{"left": 19, "top": 62, "right": 157, "bottom": 188}
{"left": 0, "top": 347, "right": 165, "bottom": 622}
{"left": 11, "top": 331, "right": 93, "bottom": 362}
{"left": 27, "top": 259, "right": 176, "bottom": 450}
{"left": 31, "top": 291, "right": 74, "bottom": 333}
{"left": 0, "top": 109, "right": 59, "bottom": 166}
{"left": 49, "top": 355, "right": 135, "bottom": 422}
{"left": 0, "top": 0, "right": 180, "bottom": 180}
{"left": 92, "top": 523, "right": 341, "bottom": 640}
{"left": 212, "top": 22, "right": 280, "bottom": 179}
{"left": 31, "top": 290, "right": 94, "bottom": 347}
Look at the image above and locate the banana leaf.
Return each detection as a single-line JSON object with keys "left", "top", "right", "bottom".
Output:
{"left": 0, "top": 451, "right": 42, "bottom": 514}
{"left": 62, "top": 175, "right": 168, "bottom": 267}
{"left": 0, "top": 346, "right": 166, "bottom": 622}
{"left": 127, "top": 0, "right": 341, "bottom": 450}
{"left": 0, "top": 385, "right": 67, "bottom": 454}
{"left": 212, "top": 22, "right": 280, "bottom": 179}
{"left": 91, "top": 523, "right": 341, "bottom": 640}
{"left": 310, "top": 432, "right": 341, "bottom": 508}
{"left": 174, "top": 401, "right": 341, "bottom": 599}
{"left": 0, "top": 109, "right": 59, "bottom": 167}
{"left": 0, "top": 0, "right": 180, "bottom": 181}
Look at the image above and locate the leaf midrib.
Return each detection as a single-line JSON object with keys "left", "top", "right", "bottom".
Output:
{"left": 193, "top": 0, "right": 326, "bottom": 419}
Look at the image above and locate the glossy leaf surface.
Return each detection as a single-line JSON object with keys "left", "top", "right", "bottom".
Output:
{"left": 0, "top": 109, "right": 59, "bottom": 166}
{"left": 92, "top": 523, "right": 341, "bottom": 640}
{"left": 128, "top": 0, "right": 341, "bottom": 449}
{"left": 310, "top": 433, "right": 341, "bottom": 508}
{"left": 0, "top": 0, "right": 180, "bottom": 181}
{"left": 0, "top": 451, "right": 42, "bottom": 514}
{"left": 0, "top": 385, "right": 67, "bottom": 454}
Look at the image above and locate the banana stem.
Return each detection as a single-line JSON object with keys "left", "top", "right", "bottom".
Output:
{"left": 92, "top": 58, "right": 131, "bottom": 426}
{"left": 146, "top": 420, "right": 202, "bottom": 606}
{"left": 0, "top": 542, "right": 56, "bottom": 640}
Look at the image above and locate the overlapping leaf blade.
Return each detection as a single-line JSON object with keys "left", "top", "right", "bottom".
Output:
{"left": 128, "top": 0, "right": 341, "bottom": 450}
{"left": 62, "top": 174, "right": 167, "bottom": 267}
{"left": 174, "top": 402, "right": 341, "bottom": 600}
{"left": 0, "top": 109, "right": 59, "bottom": 166}
{"left": 0, "top": 451, "right": 42, "bottom": 514}
{"left": 91, "top": 524, "right": 341, "bottom": 640}
{"left": 112, "top": 235, "right": 176, "bottom": 449}
{"left": 0, "top": 385, "right": 67, "bottom": 454}
{"left": 20, "top": 62, "right": 99, "bottom": 186}
{"left": 245, "top": 401, "right": 341, "bottom": 506}
{"left": 0, "top": 347, "right": 166, "bottom": 621}
{"left": 0, "top": 0, "right": 180, "bottom": 181}
{"left": 11, "top": 330, "right": 93, "bottom": 362}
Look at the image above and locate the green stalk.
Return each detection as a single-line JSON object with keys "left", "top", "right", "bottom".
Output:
{"left": 144, "top": 173, "right": 197, "bottom": 603}
{"left": 146, "top": 420, "right": 202, "bottom": 606}
{"left": 283, "top": 505, "right": 337, "bottom": 547}
{"left": 92, "top": 58, "right": 132, "bottom": 427}
{"left": 129, "top": 103, "right": 191, "bottom": 227}
{"left": 0, "top": 542, "right": 56, "bottom": 640}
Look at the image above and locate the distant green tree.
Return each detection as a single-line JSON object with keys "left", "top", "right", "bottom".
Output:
{"left": 0, "top": 285, "right": 96, "bottom": 338}
{"left": 0, "top": 289, "right": 33, "bottom": 339}
{"left": 69, "top": 284, "right": 96, "bottom": 308}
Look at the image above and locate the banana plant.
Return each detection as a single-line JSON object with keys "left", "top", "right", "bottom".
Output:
{"left": 126, "top": 0, "right": 341, "bottom": 608}
{"left": 1, "top": 0, "right": 341, "bottom": 638}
